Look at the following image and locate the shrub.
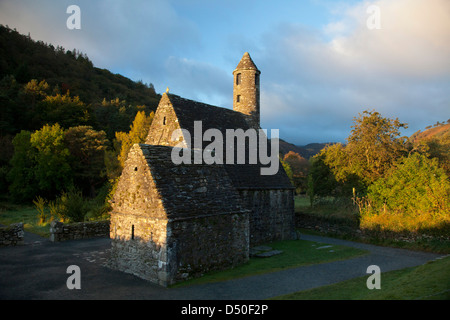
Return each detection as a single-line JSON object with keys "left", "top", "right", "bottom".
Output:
{"left": 359, "top": 153, "right": 450, "bottom": 235}
{"left": 33, "top": 196, "right": 47, "bottom": 225}
{"left": 51, "top": 188, "right": 88, "bottom": 223}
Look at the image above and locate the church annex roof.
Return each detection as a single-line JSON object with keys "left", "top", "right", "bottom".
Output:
{"left": 138, "top": 144, "right": 249, "bottom": 219}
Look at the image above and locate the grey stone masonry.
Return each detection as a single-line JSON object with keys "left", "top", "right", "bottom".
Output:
{"left": 108, "top": 144, "right": 250, "bottom": 286}
{"left": 0, "top": 223, "right": 24, "bottom": 246}
{"left": 49, "top": 220, "right": 110, "bottom": 242}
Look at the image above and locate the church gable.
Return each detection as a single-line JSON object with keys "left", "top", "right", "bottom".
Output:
{"left": 111, "top": 144, "right": 166, "bottom": 220}
{"left": 145, "top": 93, "right": 184, "bottom": 147}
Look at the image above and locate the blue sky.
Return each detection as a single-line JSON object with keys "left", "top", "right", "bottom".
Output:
{"left": 1, "top": 0, "right": 449, "bottom": 145}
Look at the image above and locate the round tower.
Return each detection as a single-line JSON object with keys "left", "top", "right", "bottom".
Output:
{"left": 233, "top": 52, "right": 261, "bottom": 128}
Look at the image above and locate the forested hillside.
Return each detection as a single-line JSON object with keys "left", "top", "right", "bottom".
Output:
{"left": 0, "top": 25, "right": 159, "bottom": 209}
{"left": 0, "top": 24, "right": 160, "bottom": 137}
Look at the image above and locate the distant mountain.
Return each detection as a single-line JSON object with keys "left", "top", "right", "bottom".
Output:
{"left": 410, "top": 122, "right": 450, "bottom": 144}
{"left": 279, "top": 139, "right": 333, "bottom": 159}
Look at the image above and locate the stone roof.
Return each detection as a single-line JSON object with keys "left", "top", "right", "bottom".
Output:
{"left": 234, "top": 52, "right": 260, "bottom": 73}
{"left": 161, "top": 93, "right": 294, "bottom": 190}
{"left": 138, "top": 144, "right": 249, "bottom": 219}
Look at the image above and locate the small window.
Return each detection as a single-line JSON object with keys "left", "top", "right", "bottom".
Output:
{"left": 236, "top": 73, "right": 241, "bottom": 85}
{"left": 163, "top": 116, "right": 167, "bottom": 125}
{"left": 134, "top": 167, "right": 138, "bottom": 172}
{"left": 236, "top": 95, "right": 241, "bottom": 103}
{"left": 131, "top": 225, "right": 135, "bottom": 240}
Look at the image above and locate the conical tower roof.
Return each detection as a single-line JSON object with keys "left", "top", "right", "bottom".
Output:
{"left": 234, "top": 52, "right": 260, "bottom": 73}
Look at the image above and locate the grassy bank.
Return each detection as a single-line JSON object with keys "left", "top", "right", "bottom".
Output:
{"left": 0, "top": 202, "right": 51, "bottom": 237}
{"left": 272, "top": 255, "right": 450, "bottom": 300}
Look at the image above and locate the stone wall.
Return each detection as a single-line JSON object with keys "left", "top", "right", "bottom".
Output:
{"left": 109, "top": 211, "right": 249, "bottom": 287}
{"left": 0, "top": 223, "right": 24, "bottom": 246}
{"left": 49, "top": 220, "right": 110, "bottom": 242}
{"left": 108, "top": 212, "right": 169, "bottom": 285}
{"left": 239, "top": 189, "right": 296, "bottom": 246}
{"left": 171, "top": 211, "right": 249, "bottom": 284}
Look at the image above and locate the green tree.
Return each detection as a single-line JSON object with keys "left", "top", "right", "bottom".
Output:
{"left": 8, "top": 130, "right": 38, "bottom": 202}
{"left": 30, "top": 123, "right": 73, "bottom": 198}
{"left": 64, "top": 126, "right": 109, "bottom": 197}
{"left": 307, "top": 151, "right": 339, "bottom": 205}
{"left": 368, "top": 153, "right": 450, "bottom": 216}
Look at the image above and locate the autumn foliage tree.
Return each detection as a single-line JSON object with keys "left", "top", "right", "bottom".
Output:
{"left": 283, "top": 151, "right": 309, "bottom": 193}
{"left": 115, "top": 110, "right": 154, "bottom": 168}
{"left": 316, "top": 110, "right": 409, "bottom": 197}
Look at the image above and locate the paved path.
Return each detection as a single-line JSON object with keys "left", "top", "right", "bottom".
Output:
{"left": 0, "top": 232, "right": 444, "bottom": 300}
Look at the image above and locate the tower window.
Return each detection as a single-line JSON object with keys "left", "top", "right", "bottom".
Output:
{"left": 236, "top": 73, "right": 241, "bottom": 85}
{"left": 131, "top": 225, "right": 135, "bottom": 240}
{"left": 236, "top": 95, "right": 241, "bottom": 103}
{"left": 163, "top": 116, "right": 166, "bottom": 125}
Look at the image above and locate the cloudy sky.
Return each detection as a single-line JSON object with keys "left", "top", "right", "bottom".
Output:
{"left": 1, "top": 0, "right": 449, "bottom": 145}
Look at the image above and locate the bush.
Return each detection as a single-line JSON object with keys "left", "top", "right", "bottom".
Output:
{"left": 51, "top": 188, "right": 89, "bottom": 223}
{"left": 33, "top": 196, "right": 47, "bottom": 225}
{"left": 359, "top": 153, "right": 450, "bottom": 235}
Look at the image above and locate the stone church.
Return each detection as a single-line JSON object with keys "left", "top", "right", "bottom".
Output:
{"left": 108, "top": 52, "right": 296, "bottom": 286}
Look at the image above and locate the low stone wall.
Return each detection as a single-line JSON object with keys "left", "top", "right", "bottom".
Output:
{"left": 0, "top": 223, "right": 24, "bottom": 247}
{"left": 295, "top": 212, "right": 360, "bottom": 235}
{"left": 50, "top": 220, "right": 110, "bottom": 242}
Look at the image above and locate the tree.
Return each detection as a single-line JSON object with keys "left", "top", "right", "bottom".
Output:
{"left": 318, "top": 110, "right": 409, "bottom": 196}
{"left": 368, "top": 153, "right": 449, "bottom": 215}
{"left": 307, "top": 151, "right": 339, "bottom": 205}
{"left": 8, "top": 130, "right": 38, "bottom": 201}
{"left": 64, "top": 126, "right": 108, "bottom": 196}
{"left": 23, "top": 79, "right": 49, "bottom": 109}
{"left": 36, "top": 92, "right": 91, "bottom": 129}
{"left": 30, "top": 123, "right": 73, "bottom": 198}
{"left": 345, "top": 110, "right": 408, "bottom": 185}
{"left": 115, "top": 111, "right": 154, "bottom": 168}
{"left": 280, "top": 157, "right": 294, "bottom": 186}
{"left": 283, "top": 151, "right": 309, "bottom": 193}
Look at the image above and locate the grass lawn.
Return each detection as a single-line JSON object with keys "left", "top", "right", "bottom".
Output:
{"left": 272, "top": 255, "right": 450, "bottom": 300}
{"left": 0, "top": 202, "right": 51, "bottom": 238}
{"left": 171, "top": 238, "right": 369, "bottom": 287}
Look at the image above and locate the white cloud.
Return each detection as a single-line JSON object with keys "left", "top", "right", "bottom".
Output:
{"left": 256, "top": 0, "right": 450, "bottom": 145}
